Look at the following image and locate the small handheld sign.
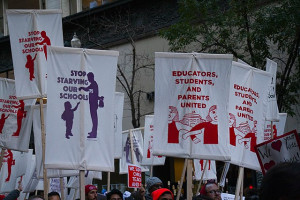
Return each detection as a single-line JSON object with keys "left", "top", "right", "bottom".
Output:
{"left": 128, "top": 164, "right": 142, "bottom": 188}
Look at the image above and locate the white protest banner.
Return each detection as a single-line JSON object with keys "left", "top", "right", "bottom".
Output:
{"left": 221, "top": 193, "right": 245, "bottom": 200}
{"left": 120, "top": 129, "right": 149, "bottom": 174}
{"left": 265, "top": 58, "right": 280, "bottom": 121}
{"left": 21, "top": 153, "right": 36, "bottom": 194}
{"left": 193, "top": 159, "right": 217, "bottom": 181}
{"left": 23, "top": 170, "right": 39, "bottom": 193}
{"left": 255, "top": 130, "right": 300, "bottom": 175}
{"left": 141, "top": 115, "right": 165, "bottom": 166}
{"left": 49, "top": 177, "right": 68, "bottom": 198}
{"left": 0, "top": 149, "right": 27, "bottom": 193}
{"left": 128, "top": 165, "right": 142, "bottom": 188}
{"left": 46, "top": 46, "right": 118, "bottom": 171}
{"left": 66, "top": 171, "right": 102, "bottom": 189}
{"left": 263, "top": 113, "right": 287, "bottom": 141}
{"left": 153, "top": 52, "right": 232, "bottom": 160}
{"left": 0, "top": 78, "right": 35, "bottom": 151}
{"left": 7, "top": 9, "right": 63, "bottom": 99}
{"left": 114, "top": 92, "right": 124, "bottom": 159}
{"left": 228, "top": 61, "right": 272, "bottom": 170}
{"left": 32, "top": 105, "right": 78, "bottom": 178}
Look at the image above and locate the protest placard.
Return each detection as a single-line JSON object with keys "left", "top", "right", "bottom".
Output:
{"left": 255, "top": 130, "right": 300, "bottom": 174}
{"left": 127, "top": 165, "right": 142, "bottom": 188}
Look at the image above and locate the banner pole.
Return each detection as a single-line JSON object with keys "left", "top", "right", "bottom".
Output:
{"left": 234, "top": 166, "right": 244, "bottom": 200}
{"left": 60, "top": 177, "right": 65, "bottom": 200}
{"left": 271, "top": 121, "right": 274, "bottom": 139}
{"left": 176, "top": 158, "right": 188, "bottom": 200}
{"left": 196, "top": 160, "right": 208, "bottom": 194}
{"left": 219, "top": 162, "right": 230, "bottom": 191}
{"left": 187, "top": 159, "right": 193, "bottom": 200}
{"left": 107, "top": 172, "right": 111, "bottom": 192}
{"left": 239, "top": 174, "right": 244, "bottom": 200}
{"left": 79, "top": 170, "right": 85, "bottom": 200}
{"left": 150, "top": 166, "right": 153, "bottom": 177}
{"left": 39, "top": 99, "right": 48, "bottom": 200}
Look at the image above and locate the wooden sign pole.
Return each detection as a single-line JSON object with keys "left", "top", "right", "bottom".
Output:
{"left": 196, "top": 160, "right": 208, "bottom": 194}
{"left": 176, "top": 159, "right": 188, "bottom": 200}
{"left": 39, "top": 99, "right": 48, "bottom": 200}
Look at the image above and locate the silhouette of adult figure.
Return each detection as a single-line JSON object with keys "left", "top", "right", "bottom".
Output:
{"left": 35, "top": 31, "right": 51, "bottom": 60}
{"left": 0, "top": 113, "right": 10, "bottom": 134}
{"left": 79, "top": 72, "right": 100, "bottom": 138}
{"left": 12, "top": 100, "right": 26, "bottom": 137}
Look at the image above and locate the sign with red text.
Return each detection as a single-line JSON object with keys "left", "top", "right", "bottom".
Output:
{"left": 141, "top": 115, "right": 166, "bottom": 166}
{"left": 255, "top": 130, "right": 300, "bottom": 174}
{"left": 114, "top": 92, "right": 124, "bottom": 159}
{"left": 128, "top": 165, "right": 142, "bottom": 188}
{"left": 228, "top": 61, "right": 272, "bottom": 171}
{"left": 0, "top": 78, "right": 35, "bottom": 151}
{"left": 265, "top": 59, "right": 280, "bottom": 121}
{"left": 193, "top": 159, "right": 217, "bottom": 180}
{"left": 120, "top": 129, "right": 149, "bottom": 174}
{"left": 153, "top": 52, "right": 233, "bottom": 160}
{"left": 7, "top": 9, "right": 63, "bottom": 99}
{"left": 45, "top": 47, "right": 118, "bottom": 171}
{"left": 263, "top": 113, "right": 287, "bottom": 141}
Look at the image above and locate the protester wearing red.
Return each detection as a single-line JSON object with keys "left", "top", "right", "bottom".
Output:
{"left": 85, "top": 185, "right": 98, "bottom": 200}
{"left": 151, "top": 188, "right": 174, "bottom": 200}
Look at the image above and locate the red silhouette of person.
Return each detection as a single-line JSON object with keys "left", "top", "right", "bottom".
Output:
{"left": 3, "top": 149, "right": 15, "bottom": 182}
{"left": 229, "top": 113, "right": 237, "bottom": 146}
{"left": 12, "top": 100, "right": 27, "bottom": 137}
{"left": 0, "top": 113, "right": 10, "bottom": 134}
{"left": 183, "top": 105, "right": 218, "bottom": 144}
{"left": 240, "top": 121, "right": 257, "bottom": 152}
{"left": 35, "top": 31, "right": 51, "bottom": 60}
{"left": 168, "top": 106, "right": 180, "bottom": 143}
{"left": 200, "top": 159, "right": 211, "bottom": 170}
{"left": 273, "top": 125, "right": 277, "bottom": 138}
{"left": 147, "top": 136, "right": 154, "bottom": 158}
{"left": 25, "top": 54, "right": 37, "bottom": 81}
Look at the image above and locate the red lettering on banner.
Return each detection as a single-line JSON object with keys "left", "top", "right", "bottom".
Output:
{"left": 171, "top": 70, "right": 218, "bottom": 109}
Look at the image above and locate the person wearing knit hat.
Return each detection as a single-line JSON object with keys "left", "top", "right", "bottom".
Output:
{"left": 151, "top": 188, "right": 174, "bottom": 200}
{"left": 145, "top": 177, "right": 163, "bottom": 200}
{"left": 85, "top": 185, "right": 98, "bottom": 200}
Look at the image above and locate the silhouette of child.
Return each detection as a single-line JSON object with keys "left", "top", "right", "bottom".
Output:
{"left": 25, "top": 54, "right": 37, "bottom": 81}
{"left": 61, "top": 101, "right": 80, "bottom": 139}
{"left": 0, "top": 113, "right": 10, "bottom": 134}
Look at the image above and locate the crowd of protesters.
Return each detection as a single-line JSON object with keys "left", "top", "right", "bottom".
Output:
{"left": 1, "top": 162, "right": 299, "bottom": 200}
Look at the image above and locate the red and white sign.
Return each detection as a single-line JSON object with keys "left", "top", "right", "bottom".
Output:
{"left": 228, "top": 61, "right": 272, "bottom": 171}
{"left": 255, "top": 130, "right": 300, "bottom": 174}
{"left": 263, "top": 113, "right": 287, "bottom": 141}
{"left": 127, "top": 165, "right": 142, "bottom": 188}
{"left": 141, "top": 115, "right": 166, "bottom": 166}
{"left": 7, "top": 9, "right": 63, "bottom": 99}
{"left": 193, "top": 159, "right": 217, "bottom": 181}
{"left": 154, "top": 52, "right": 233, "bottom": 160}
{"left": 0, "top": 78, "right": 35, "bottom": 151}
